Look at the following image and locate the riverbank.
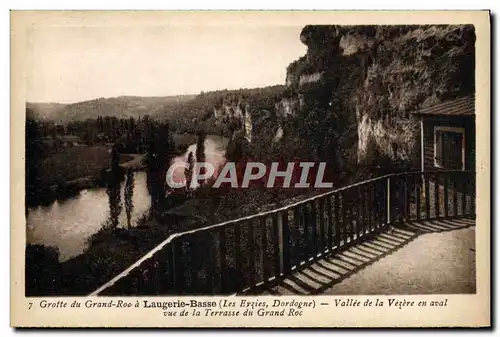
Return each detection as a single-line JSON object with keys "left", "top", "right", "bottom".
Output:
{"left": 56, "top": 153, "right": 144, "bottom": 190}
{"left": 38, "top": 146, "right": 131, "bottom": 186}
{"left": 28, "top": 148, "right": 144, "bottom": 208}
{"left": 120, "top": 153, "right": 146, "bottom": 170}
{"left": 57, "top": 220, "right": 173, "bottom": 295}
{"left": 28, "top": 133, "right": 227, "bottom": 208}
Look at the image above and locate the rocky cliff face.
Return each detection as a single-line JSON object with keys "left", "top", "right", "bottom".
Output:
{"left": 274, "top": 97, "right": 300, "bottom": 117}
{"left": 280, "top": 25, "right": 475, "bottom": 165}
{"left": 212, "top": 100, "right": 277, "bottom": 143}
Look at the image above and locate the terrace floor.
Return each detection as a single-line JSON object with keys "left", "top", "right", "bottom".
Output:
{"left": 261, "top": 217, "right": 476, "bottom": 295}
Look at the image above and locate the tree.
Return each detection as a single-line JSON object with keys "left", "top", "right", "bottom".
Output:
{"left": 184, "top": 151, "right": 195, "bottom": 193}
{"left": 25, "top": 108, "right": 43, "bottom": 211}
{"left": 146, "top": 121, "right": 174, "bottom": 219}
{"left": 124, "top": 170, "right": 134, "bottom": 229}
{"left": 110, "top": 142, "right": 120, "bottom": 173}
{"left": 195, "top": 131, "right": 206, "bottom": 186}
{"left": 106, "top": 178, "right": 122, "bottom": 228}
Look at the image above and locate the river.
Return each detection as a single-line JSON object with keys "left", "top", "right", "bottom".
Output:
{"left": 26, "top": 135, "right": 228, "bottom": 262}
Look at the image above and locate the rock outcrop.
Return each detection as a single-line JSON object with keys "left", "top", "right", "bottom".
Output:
{"left": 281, "top": 24, "right": 475, "bottom": 165}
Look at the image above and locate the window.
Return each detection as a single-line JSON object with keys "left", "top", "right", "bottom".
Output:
{"left": 434, "top": 126, "right": 465, "bottom": 170}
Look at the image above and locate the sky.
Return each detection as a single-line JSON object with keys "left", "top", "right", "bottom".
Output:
{"left": 26, "top": 25, "right": 307, "bottom": 103}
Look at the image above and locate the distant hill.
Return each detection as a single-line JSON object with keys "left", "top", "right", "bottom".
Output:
{"left": 27, "top": 95, "right": 196, "bottom": 123}
{"left": 26, "top": 102, "right": 65, "bottom": 120}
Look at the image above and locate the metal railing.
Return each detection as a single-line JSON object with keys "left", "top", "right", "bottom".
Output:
{"left": 90, "top": 170, "right": 475, "bottom": 296}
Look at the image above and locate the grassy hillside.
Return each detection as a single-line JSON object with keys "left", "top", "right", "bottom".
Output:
{"left": 26, "top": 102, "right": 65, "bottom": 120}
{"left": 27, "top": 95, "right": 196, "bottom": 122}
{"left": 26, "top": 85, "right": 284, "bottom": 131}
{"left": 38, "top": 146, "right": 133, "bottom": 187}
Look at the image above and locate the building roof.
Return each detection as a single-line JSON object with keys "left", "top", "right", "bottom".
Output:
{"left": 412, "top": 95, "right": 475, "bottom": 117}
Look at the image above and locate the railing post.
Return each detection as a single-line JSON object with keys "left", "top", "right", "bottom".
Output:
{"left": 340, "top": 192, "right": 347, "bottom": 244}
{"left": 356, "top": 186, "right": 362, "bottom": 237}
{"left": 261, "top": 217, "right": 270, "bottom": 286}
{"left": 461, "top": 172, "right": 467, "bottom": 216}
{"left": 404, "top": 176, "right": 410, "bottom": 220}
{"left": 310, "top": 201, "right": 318, "bottom": 260}
{"left": 424, "top": 173, "right": 430, "bottom": 219}
{"left": 272, "top": 214, "right": 281, "bottom": 277}
{"left": 293, "top": 206, "right": 301, "bottom": 267}
{"left": 416, "top": 175, "right": 421, "bottom": 221}
{"left": 234, "top": 223, "right": 242, "bottom": 291}
{"left": 187, "top": 236, "right": 197, "bottom": 293}
{"left": 218, "top": 227, "right": 227, "bottom": 294}
{"left": 386, "top": 176, "right": 391, "bottom": 225}
{"left": 444, "top": 174, "right": 449, "bottom": 218}
{"left": 334, "top": 193, "right": 341, "bottom": 248}
{"left": 452, "top": 172, "right": 458, "bottom": 217}
{"left": 434, "top": 172, "right": 440, "bottom": 218}
{"left": 248, "top": 221, "right": 256, "bottom": 288}
{"left": 207, "top": 233, "right": 217, "bottom": 294}
{"left": 318, "top": 198, "right": 326, "bottom": 255}
{"left": 152, "top": 256, "right": 162, "bottom": 295}
{"left": 169, "top": 239, "right": 184, "bottom": 294}
{"left": 368, "top": 183, "right": 374, "bottom": 231}
{"left": 471, "top": 172, "right": 476, "bottom": 216}
{"left": 277, "top": 214, "right": 283, "bottom": 276}
{"left": 374, "top": 182, "right": 380, "bottom": 228}
{"left": 303, "top": 204, "right": 310, "bottom": 259}
{"left": 281, "top": 211, "right": 292, "bottom": 275}
{"left": 326, "top": 196, "right": 333, "bottom": 250}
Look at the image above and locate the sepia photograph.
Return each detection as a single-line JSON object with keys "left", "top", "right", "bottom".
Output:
{"left": 11, "top": 10, "right": 490, "bottom": 327}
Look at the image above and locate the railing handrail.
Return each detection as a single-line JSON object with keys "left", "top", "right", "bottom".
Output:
{"left": 89, "top": 169, "right": 473, "bottom": 296}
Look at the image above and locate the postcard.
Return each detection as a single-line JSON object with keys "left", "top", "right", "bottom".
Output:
{"left": 10, "top": 10, "right": 490, "bottom": 327}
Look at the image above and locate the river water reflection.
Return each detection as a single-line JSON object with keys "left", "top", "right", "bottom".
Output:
{"left": 26, "top": 136, "right": 228, "bottom": 262}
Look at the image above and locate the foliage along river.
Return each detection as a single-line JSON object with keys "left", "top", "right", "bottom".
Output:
{"left": 26, "top": 135, "right": 229, "bottom": 262}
